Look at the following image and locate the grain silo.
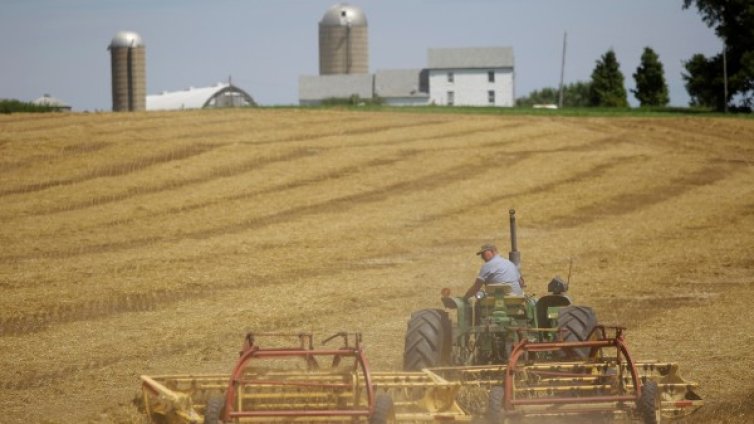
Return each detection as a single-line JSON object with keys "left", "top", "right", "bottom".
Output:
{"left": 319, "top": 3, "right": 368, "bottom": 75}
{"left": 108, "top": 31, "right": 146, "bottom": 112}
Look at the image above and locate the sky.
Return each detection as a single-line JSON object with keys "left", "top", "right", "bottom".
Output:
{"left": 1, "top": 0, "right": 722, "bottom": 111}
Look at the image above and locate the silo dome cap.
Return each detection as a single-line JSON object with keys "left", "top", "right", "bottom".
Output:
{"left": 109, "top": 31, "right": 144, "bottom": 48}
{"left": 320, "top": 3, "right": 367, "bottom": 26}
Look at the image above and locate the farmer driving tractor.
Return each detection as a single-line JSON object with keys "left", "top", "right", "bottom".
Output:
{"left": 463, "top": 243, "right": 525, "bottom": 300}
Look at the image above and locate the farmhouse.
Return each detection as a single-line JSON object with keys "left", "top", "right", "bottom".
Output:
{"left": 427, "top": 47, "right": 514, "bottom": 107}
{"left": 146, "top": 82, "right": 256, "bottom": 111}
{"left": 299, "top": 47, "right": 514, "bottom": 107}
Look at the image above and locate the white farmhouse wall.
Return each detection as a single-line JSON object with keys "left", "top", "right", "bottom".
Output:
{"left": 429, "top": 68, "right": 514, "bottom": 107}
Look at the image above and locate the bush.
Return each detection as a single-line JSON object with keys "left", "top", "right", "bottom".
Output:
{"left": 320, "top": 95, "right": 384, "bottom": 107}
{"left": 517, "top": 81, "right": 592, "bottom": 107}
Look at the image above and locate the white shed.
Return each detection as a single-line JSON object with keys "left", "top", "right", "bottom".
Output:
{"left": 32, "top": 94, "right": 72, "bottom": 111}
{"left": 146, "top": 83, "right": 255, "bottom": 111}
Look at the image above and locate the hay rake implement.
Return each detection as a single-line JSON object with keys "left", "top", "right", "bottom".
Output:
{"left": 142, "top": 332, "right": 393, "bottom": 423}
{"left": 481, "top": 325, "right": 702, "bottom": 422}
{"left": 140, "top": 328, "right": 700, "bottom": 423}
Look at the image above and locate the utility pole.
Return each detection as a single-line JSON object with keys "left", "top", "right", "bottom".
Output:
{"left": 558, "top": 32, "right": 567, "bottom": 108}
{"left": 723, "top": 39, "right": 728, "bottom": 113}
{"left": 346, "top": 22, "right": 352, "bottom": 74}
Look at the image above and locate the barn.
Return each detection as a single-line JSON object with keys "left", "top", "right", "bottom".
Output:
{"left": 146, "top": 83, "right": 256, "bottom": 111}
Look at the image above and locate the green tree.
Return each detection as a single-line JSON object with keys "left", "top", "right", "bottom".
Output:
{"left": 632, "top": 47, "right": 670, "bottom": 107}
{"left": 516, "top": 81, "right": 592, "bottom": 107}
{"left": 589, "top": 50, "right": 628, "bottom": 107}
{"left": 683, "top": 53, "right": 725, "bottom": 108}
{"left": 682, "top": 0, "right": 754, "bottom": 110}
{"left": 564, "top": 81, "right": 594, "bottom": 107}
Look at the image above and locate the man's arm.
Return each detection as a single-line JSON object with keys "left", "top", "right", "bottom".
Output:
{"left": 464, "top": 278, "right": 484, "bottom": 300}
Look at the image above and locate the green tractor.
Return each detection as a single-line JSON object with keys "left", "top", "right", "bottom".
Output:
{"left": 403, "top": 209, "right": 597, "bottom": 370}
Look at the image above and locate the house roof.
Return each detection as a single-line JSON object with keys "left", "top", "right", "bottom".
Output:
{"left": 146, "top": 83, "right": 254, "bottom": 110}
{"left": 427, "top": 47, "right": 514, "bottom": 69}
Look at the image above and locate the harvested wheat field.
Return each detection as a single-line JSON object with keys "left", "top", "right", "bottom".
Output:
{"left": 0, "top": 108, "right": 753, "bottom": 423}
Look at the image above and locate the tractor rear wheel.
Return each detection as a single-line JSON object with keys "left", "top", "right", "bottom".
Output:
{"left": 557, "top": 306, "right": 597, "bottom": 359}
{"left": 403, "top": 309, "right": 452, "bottom": 370}
{"left": 638, "top": 381, "right": 661, "bottom": 424}
{"left": 369, "top": 393, "right": 396, "bottom": 424}
{"left": 204, "top": 395, "right": 226, "bottom": 424}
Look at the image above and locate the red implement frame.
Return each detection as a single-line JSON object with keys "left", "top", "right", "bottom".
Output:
{"left": 503, "top": 326, "right": 642, "bottom": 414}
{"left": 220, "top": 332, "right": 376, "bottom": 422}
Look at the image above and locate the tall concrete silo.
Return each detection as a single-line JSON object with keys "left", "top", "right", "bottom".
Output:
{"left": 319, "top": 3, "right": 368, "bottom": 75}
{"left": 108, "top": 31, "right": 146, "bottom": 112}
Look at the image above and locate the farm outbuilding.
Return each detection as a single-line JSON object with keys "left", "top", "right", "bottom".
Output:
{"left": 146, "top": 83, "right": 256, "bottom": 111}
{"left": 299, "top": 70, "right": 428, "bottom": 106}
{"left": 374, "top": 69, "right": 429, "bottom": 106}
{"left": 299, "top": 74, "right": 373, "bottom": 105}
{"left": 31, "top": 94, "right": 72, "bottom": 111}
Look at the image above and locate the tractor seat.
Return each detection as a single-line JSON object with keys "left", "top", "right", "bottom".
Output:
{"left": 485, "top": 283, "right": 513, "bottom": 296}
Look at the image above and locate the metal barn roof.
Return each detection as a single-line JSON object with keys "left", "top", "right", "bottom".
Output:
{"left": 32, "top": 94, "right": 71, "bottom": 109}
{"left": 427, "top": 47, "right": 514, "bottom": 69}
{"left": 374, "top": 69, "right": 428, "bottom": 98}
{"left": 146, "top": 83, "right": 255, "bottom": 111}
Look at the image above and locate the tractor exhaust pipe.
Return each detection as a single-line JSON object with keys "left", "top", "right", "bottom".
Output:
{"left": 508, "top": 209, "right": 520, "bottom": 267}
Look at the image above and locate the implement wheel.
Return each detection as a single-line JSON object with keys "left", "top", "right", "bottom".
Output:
{"left": 204, "top": 395, "right": 226, "bottom": 424}
{"left": 638, "top": 381, "right": 661, "bottom": 424}
{"left": 557, "top": 306, "right": 597, "bottom": 359}
{"left": 369, "top": 393, "right": 396, "bottom": 424}
{"left": 403, "top": 309, "right": 452, "bottom": 370}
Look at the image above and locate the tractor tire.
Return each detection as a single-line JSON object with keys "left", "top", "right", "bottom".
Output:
{"left": 557, "top": 306, "right": 597, "bottom": 359}
{"left": 369, "top": 393, "right": 396, "bottom": 424}
{"left": 638, "top": 381, "right": 661, "bottom": 424}
{"left": 204, "top": 395, "right": 226, "bottom": 424}
{"left": 403, "top": 309, "right": 452, "bottom": 371}
{"left": 486, "top": 386, "right": 506, "bottom": 424}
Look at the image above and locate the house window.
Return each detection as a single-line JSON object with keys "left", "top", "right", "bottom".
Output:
{"left": 488, "top": 90, "right": 495, "bottom": 105}
{"left": 447, "top": 91, "right": 455, "bottom": 106}
{"left": 447, "top": 72, "right": 454, "bottom": 83}
{"left": 488, "top": 71, "right": 495, "bottom": 83}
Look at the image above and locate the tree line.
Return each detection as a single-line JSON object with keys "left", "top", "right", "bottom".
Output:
{"left": 519, "top": 1, "right": 752, "bottom": 112}
{"left": 0, "top": 99, "right": 56, "bottom": 114}
{"left": 517, "top": 47, "right": 669, "bottom": 108}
